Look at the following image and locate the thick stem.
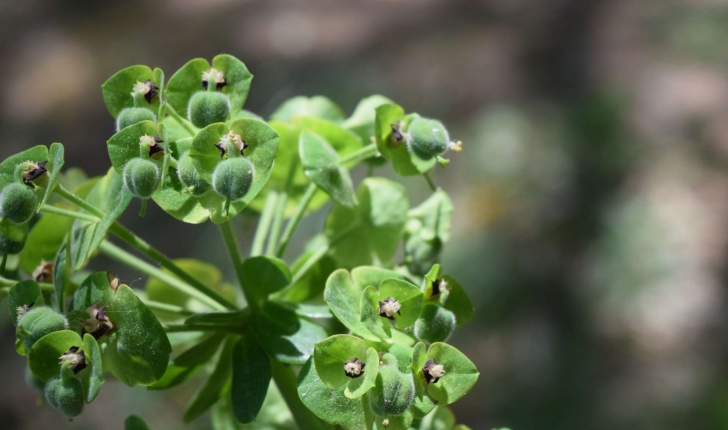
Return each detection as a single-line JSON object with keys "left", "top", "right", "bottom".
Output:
{"left": 40, "top": 204, "right": 100, "bottom": 222}
{"left": 271, "top": 359, "right": 329, "bottom": 430}
{"left": 163, "top": 324, "right": 239, "bottom": 333}
{"left": 98, "top": 241, "right": 227, "bottom": 311}
{"left": 251, "top": 191, "right": 277, "bottom": 257}
{"left": 218, "top": 220, "right": 252, "bottom": 305}
{"left": 266, "top": 192, "right": 287, "bottom": 256}
{"left": 276, "top": 183, "right": 316, "bottom": 258}
{"left": 142, "top": 299, "right": 195, "bottom": 316}
{"left": 0, "top": 277, "right": 54, "bottom": 290}
{"left": 55, "top": 184, "right": 104, "bottom": 217}
{"left": 339, "top": 143, "right": 379, "bottom": 166}
{"left": 165, "top": 104, "right": 197, "bottom": 137}
{"left": 423, "top": 173, "right": 437, "bottom": 192}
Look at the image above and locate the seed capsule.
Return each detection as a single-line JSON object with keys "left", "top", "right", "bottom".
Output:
{"left": 0, "top": 182, "right": 37, "bottom": 224}
{"left": 413, "top": 304, "right": 455, "bottom": 343}
{"left": 406, "top": 117, "right": 450, "bottom": 158}
{"left": 45, "top": 375, "right": 84, "bottom": 418}
{"left": 123, "top": 158, "right": 161, "bottom": 198}
{"left": 16, "top": 306, "right": 68, "bottom": 351}
{"left": 177, "top": 151, "right": 211, "bottom": 196}
{"left": 187, "top": 91, "right": 231, "bottom": 128}
{"left": 212, "top": 157, "right": 254, "bottom": 201}
{"left": 369, "top": 360, "right": 415, "bottom": 416}
{"left": 0, "top": 222, "right": 28, "bottom": 254}
{"left": 116, "top": 107, "right": 157, "bottom": 131}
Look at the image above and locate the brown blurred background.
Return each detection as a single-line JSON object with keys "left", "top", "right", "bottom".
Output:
{"left": 3, "top": 0, "right": 728, "bottom": 429}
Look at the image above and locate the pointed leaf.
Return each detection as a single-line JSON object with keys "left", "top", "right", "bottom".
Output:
{"left": 241, "top": 256, "right": 291, "bottom": 307}
{"left": 250, "top": 301, "right": 326, "bottom": 364}
{"left": 184, "top": 336, "right": 235, "bottom": 423}
{"left": 299, "top": 130, "right": 357, "bottom": 207}
{"left": 323, "top": 269, "right": 378, "bottom": 341}
{"left": 39, "top": 143, "right": 64, "bottom": 209}
{"left": 231, "top": 331, "right": 271, "bottom": 423}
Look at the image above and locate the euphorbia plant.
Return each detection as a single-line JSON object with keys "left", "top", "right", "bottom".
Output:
{"left": 0, "top": 54, "right": 479, "bottom": 430}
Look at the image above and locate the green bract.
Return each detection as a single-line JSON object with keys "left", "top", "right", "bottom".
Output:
{"left": 123, "top": 158, "right": 162, "bottom": 198}
{"left": 0, "top": 183, "right": 37, "bottom": 224}
{"left": 188, "top": 91, "right": 231, "bottom": 128}
{"left": 102, "top": 65, "right": 163, "bottom": 118}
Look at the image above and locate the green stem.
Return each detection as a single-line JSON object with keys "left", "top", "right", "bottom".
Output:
{"left": 251, "top": 191, "right": 277, "bottom": 257}
{"left": 55, "top": 184, "right": 104, "bottom": 217}
{"left": 40, "top": 204, "right": 100, "bottom": 222}
{"left": 0, "top": 254, "right": 6, "bottom": 274}
{"left": 266, "top": 192, "right": 287, "bottom": 256}
{"left": 276, "top": 183, "right": 316, "bottom": 258}
{"left": 339, "top": 143, "right": 379, "bottom": 166}
{"left": 219, "top": 220, "right": 252, "bottom": 305}
{"left": 423, "top": 173, "right": 437, "bottom": 192}
{"left": 290, "top": 245, "right": 328, "bottom": 286}
{"left": 165, "top": 104, "right": 197, "bottom": 137}
{"left": 98, "top": 240, "right": 227, "bottom": 311}
{"left": 271, "top": 360, "right": 329, "bottom": 430}
{"left": 142, "top": 300, "right": 195, "bottom": 316}
{"left": 163, "top": 324, "right": 239, "bottom": 333}
{"left": 0, "top": 278, "right": 54, "bottom": 290}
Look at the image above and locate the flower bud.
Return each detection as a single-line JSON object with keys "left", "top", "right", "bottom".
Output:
{"left": 413, "top": 304, "right": 455, "bottom": 343}
{"left": 123, "top": 158, "right": 161, "bottom": 198}
{"left": 16, "top": 306, "right": 67, "bottom": 351}
{"left": 0, "top": 183, "right": 37, "bottom": 224}
{"left": 187, "top": 91, "right": 230, "bottom": 128}
{"left": 44, "top": 374, "right": 84, "bottom": 418}
{"left": 116, "top": 107, "right": 157, "bottom": 132}
{"left": 177, "top": 151, "right": 211, "bottom": 196}
{"left": 406, "top": 117, "right": 450, "bottom": 158}
{"left": 212, "top": 157, "right": 254, "bottom": 201}
{"left": 369, "top": 360, "right": 415, "bottom": 417}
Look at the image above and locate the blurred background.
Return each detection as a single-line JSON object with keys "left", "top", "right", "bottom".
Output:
{"left": 2, "top": 0, "right": 728, "bottom": 429}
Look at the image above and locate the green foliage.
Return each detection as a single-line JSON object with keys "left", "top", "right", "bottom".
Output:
{"left": 0, "top": 54, "right": 476, "bottom": 430}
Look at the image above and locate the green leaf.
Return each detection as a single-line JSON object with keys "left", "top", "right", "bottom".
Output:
{"left": 8, "top": 280, "right": 44, "bottom": 327}
{"left": 379, "top": 279, "right": 424, "bottom": 329}
{"left": 212, "top": 382, "right": 295, "bottom": 430}
{"left": 250, "top": 301, "right": 326, "bottom": 364}
{"left": 184, "top": 118, "right": 280, "bottom": 223}
{"left": 292, "top": 116, "right": 362, "bottom": 156}
{"left": 345, "top": 347, "right": 379, "bottom": 399}
{"left": 73, "top": 272, "right": 172, "bottom": 386}
{"left": 299, "top": 130, "right": 357, "bottom": 207}
{"left": 297, "top": 357, "right": 375, "bottom": 430}
{"left": 325, "top": 178, "right": 409, "bottom": 268}
{"left": 418, "top": 405, "right": 456, "bottom": 430}
{"left": 408, "top": 191, "right": 453, "bottom": 243}
{"left": 125, "top": 415, "right": 152, "bottom": 430}
{"left": 149, "top": 333, "right": 226, "bottom": 391}
{"left": 79, "top": 333, "right": 104, "bottom": 403}
{"left": 231, "top": 331, "right": 271, "bottom": 423}
{"left": 313, "top": 334, "right": 367, "bottom": 389}
{"left": 241, "top": 256, "right": 291, "bottom": 307}
{"left": 39, "top": 143, "right": 64, "bottom": 209}
{"left": 107, "top": 120, "right": 161, "bottom": 173}
{"left": 0, "top": 145, "right": 48, "bottom": 184}
{"left": 323, "top": 269, "right": 378, "bottom": 341}
{"left": 410, "top": 342, "right": 436, "bottom": 418}
{"left": 343, "top": 95, "right": 394, "bottom": 142}
{"left": 439, "top": 275, "right": 473, "bottom": 326}
{"left": 211, "top": 54, "right": 254, "bottom": 115}
{"left": 424, "top": 343, "right": 479, "bottom": 405}
{"left": 145, "top": 259, "right": 229, "bottom": 316}
{"left": 0, "top": 219, "right": 28, "bottom": 256}
{"left": 185, "top": 336, "right": 235, "bottom": 423}
{"left": 185, "top": 310, "right": 247, "bottom": 327}
{"left": 278, "top": 251, "right": 337, "bottom": 302}
{"left": 271, "top": 96, "right": 345, "bottom": 124}
{"left": 360, "top": 286, "right": 391, "bottom": 340}
{"left": 69, "top": 168, "right": 132, "bottom": 270}
{"left": 102, "top": 65, "right": 160, "bottom": 118}
{"left": 351, "top": 266, "right": 409, "bottom": 291}
{"left": 19, "top": 212, "right": 73, "bottom": 274}
{"left": 28, "top": 330, "right": 82, "bottom": 382}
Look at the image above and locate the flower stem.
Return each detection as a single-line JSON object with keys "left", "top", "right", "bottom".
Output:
{"left": 266, "top": 192, "right": 287, "bottom": 256}
{"left": 339, "top": 143, "right": 379, "bottom": 166}
{"left": 40, "top": 204, "right": 100, "bottom": 222}
{"left": 142, "top": 300, "right": 195, "bottom": 316}
{"left": 165, "top": 104, "right": 197, "bottom": 137}
{"left": 98, "top": 240, "right": 227, "bottom": 311}
{"left": 423, "top": 173, "right": 437, "bottom": 191}
{"left": 219, "top": 220, "right": 252, "bottom": 305}
{"left": 276, "top": 183, "right": 316, "bottom": 258}
{"left": 271, "top": 359, "right": 329, "bottom": 430}
{"left": 251, "top": 191, "right": 277, "bottom": 257}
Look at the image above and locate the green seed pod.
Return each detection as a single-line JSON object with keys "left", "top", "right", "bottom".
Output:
{"left": 177, "top": 151, "right": 211, "bottom": 196}
{"left": 0, "top": 222, "right": 28, "bottom": 254}
{"left": 0, "top": 183, "right": 38, "bottom": 224}
{"left": 17, "top": 306, "right": 67, "bottom": 351}
{"left": 414, "top": 304, "right": 456, "bottom": 343}
{"left": 406, "top": 117, "right": 450, "bottom": 159}
{"left": 116, "top": 107, "right": 156, "bottom": 131}
{"left": 212, "top": 157, "right": 254, "bottom": 201}
{"left": 123, "top": 158, "right": 161, "bottom": 198}
{"left": 369, "top": 361, "right": 415, "bottom": 417}
{"left": 187, "top": 91, "right": 230, "bottom": 128}
{"left": 45, "top": 375, "right": 84, "bottom": 418}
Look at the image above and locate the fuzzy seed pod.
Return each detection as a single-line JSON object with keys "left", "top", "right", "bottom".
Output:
{"left": 212, "top": 157, "right": 254, "bottom": 201}
{"left": 406, "top": 117, "right": 450, "bottom": 158}
{"left": 187, "top": 91, "right": 230, "bottom": 128}
{"left": 177, "top": 151, "right": 211, "bottom": 196}
{"left": 0, "top": 223, "right": 28, "bottom": 254}
{"left": 0, "top": 183, "right": 37, "bottom": 224}
{"left": 123, "top": 158, "right": 161, "bottom": 198}
{"left": 369, "top": 362, "right": 415, "bottom": 416}
{"left": 413, "top": 304, "right": 456, "bottom": 343}
{"left": 116, "top": 107, "right": 156, "bottom": 131}
{"left": 17, "top": 306, "right": 67, "bottom": 351}
{"left": 44, "top": 375, "right": 84, "bottom": 418}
